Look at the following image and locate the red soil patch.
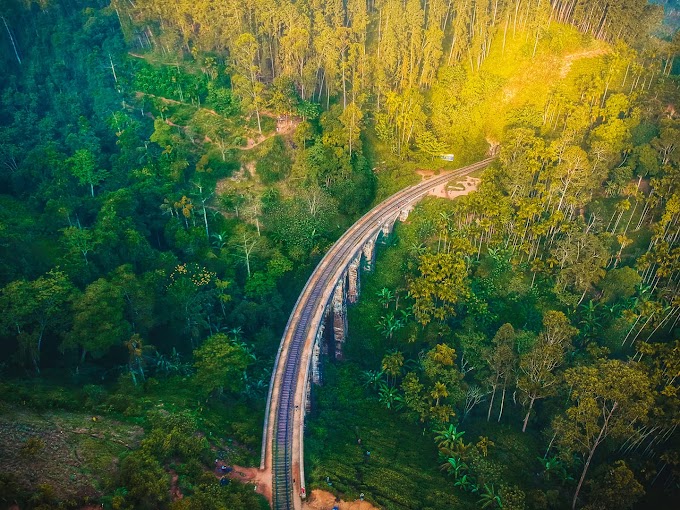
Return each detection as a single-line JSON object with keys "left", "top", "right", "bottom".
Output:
{"left": 303, "top": 489, "right": 380, "bottom": 510}
{"left": 215, "top": 463, "right": 272, "bottom": 504}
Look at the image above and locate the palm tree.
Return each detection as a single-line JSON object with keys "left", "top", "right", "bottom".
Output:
{"left": 399, "top": 307, "right": 413, "bottom": 324}
{"left": 431, "top": 381, "right": 449, "bottom": 406}
{"left": 409, "top": 242, "right": 427, "bottom": 257}
{"left": 478, "top": 484, "right": 502, "bottom": 509}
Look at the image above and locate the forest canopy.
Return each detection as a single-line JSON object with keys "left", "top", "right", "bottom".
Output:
{"left": 0, "top": 0, "right": 679, "bottom": 509}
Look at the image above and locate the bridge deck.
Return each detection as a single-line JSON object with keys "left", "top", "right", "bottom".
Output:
{"left": 261, "top": 158, "right": 495, "bottom": 510}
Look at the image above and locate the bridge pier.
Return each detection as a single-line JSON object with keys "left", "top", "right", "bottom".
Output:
{"left": 332, "top": 281, "right": 347, "bottom": 359}
{"left": 311, "top": 325, "right": 324, "bottom": 385}
{"left": 347, "top": 255, "right": 361, "bottom": 304}
{"left": 380, "top": 216, "right": 397, "bottom": 240}
{"left": 362, "top": 238, "right": 376, "bottom": 271}
{"left": 305, "top": 375, "right": 312, "bottom": 413}
{"left": 399, "top": 205, "right": 414, "bottom": 222}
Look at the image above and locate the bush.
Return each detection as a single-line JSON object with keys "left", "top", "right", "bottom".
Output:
{"left": 142, "top": 410, "right": 209, "bottom": 462}
{"left": 83, "top": 384, "right": 109, "bottom": 409}
{"left": 116, "top": 451, "right": 169, "bottom": 510}
{"left": 0, "top": 473, "right": 24, "bottom": 505}
{"left": 20, "top": 436, "right": 45, "bottom": 457}
{"left": 255, "top": 136, "right": 291, "bottom": 184}
{"left": 171, "top": 478, "right": 269, "bottom": 510}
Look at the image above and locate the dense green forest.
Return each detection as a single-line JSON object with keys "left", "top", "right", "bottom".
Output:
{"left": 0, "top": 0, "right": 679, "bottom": 509}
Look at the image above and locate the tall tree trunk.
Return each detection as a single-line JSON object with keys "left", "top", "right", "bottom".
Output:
{"left": 255, "top": 106, "right": 262, "bottom": 134}
{"left": 498, "top": 383, "right": 507, "bottom": 422}
{"left": 487, "top": 384, "right": 497, "bottom": 421}
{"left": 572, "top": 404, "right": 617, "bottom": 509}
{"left": 1, "top": 16, "right": 21, "bottom": 65}
{"left": 202, "top": 204, "right": 209, "bottom": 240}
{"left": 522, "top": 396, "right": 536, "bottom": 432}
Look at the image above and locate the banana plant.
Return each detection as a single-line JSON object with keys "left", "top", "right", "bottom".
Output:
{"left": 378, "top": 382, "right": 403, "bottom": 410}
{"left": 453, "top": 473, "right": 476, "bottom": 492}
{"left": 361, "top": 369, "right": 385, "bottom": 389}
{"left": 440, "top": 456, "right": 468, "bottom": 478}
{"left": 434, "top": 424, "right": 466, "bottom": 451}
{"left": 478, "top": 484, "right": 502, "bottom": 509}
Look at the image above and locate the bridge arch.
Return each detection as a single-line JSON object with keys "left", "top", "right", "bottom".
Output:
{"left": 261, "top": 159, "right": 494, "bottom": 509}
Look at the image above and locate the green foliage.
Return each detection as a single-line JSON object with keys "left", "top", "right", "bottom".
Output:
{"left": 193, "top": 333, "right": 252, "bottom": 398}
{"left": 0, "top": 269, "right": 74, "bottom": 371}
{"left": 19, "top": 436, "right": 46, "bottom": 458}
{"left": 599, "top": 267, "right": 641, "bottom": 303}
{"left": 255, "top": 136, "right": 291, "bottom": 184}
{"left": 0, "top": 1, "right": 679, "bottom": 509}
{"left": 131, "top": 60, "right": 208, "bottom": 105}
{"left": 582, "top": 461, "right": 644, "bottom": 510}
{"left": 409, "top": 252, "right": 470, "bottom": 326}
{"left": 116, "top": 450, "right": 170, "bottom": 510}
{"left": 306, "top": 363, "right": 474, "bottom": 510}
{"left": 68, "top": 148, "right": 108, "bottom": 197}
{"left": 170, "top": 478, "right": 269, "bottom": 510}
{"left": 142, "top": 410, "right": 208, "bottom": 462}
{"left": 64, "top": 277, "right": 131, "bottom": 360}
{"left": 206, "top": 82, "right": 240, "bottom": 116}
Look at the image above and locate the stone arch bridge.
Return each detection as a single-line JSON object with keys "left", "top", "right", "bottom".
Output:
{"left": 260, "top": 158, "right": 495, "bottom": 509}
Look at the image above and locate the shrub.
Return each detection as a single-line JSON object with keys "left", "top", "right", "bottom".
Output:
{"left": 20, "top": 436, "right": 45, "bottom": 457}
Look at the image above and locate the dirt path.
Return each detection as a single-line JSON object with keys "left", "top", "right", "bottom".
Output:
{"left": 303, "top": 490, "right": 380, "bottom": 510}
{"left": 219, "top": 464, "right": 272, "bottom": 503}
{"left": 416, "top": 171, "right": 481, "bottom": 200}
{"left": 559, "top": 47, "right": 610, "bottom": 78}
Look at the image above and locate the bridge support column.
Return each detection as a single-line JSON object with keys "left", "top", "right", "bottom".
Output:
{"left": 399, "top": 205, "right": 414, "bottom": 222}
{"left": 332, "top": 281, "right": 347, "bottom": 359}
{"left": 305, "top": 373, "right": 312, "bottom": 412}
{"left": 380, "top": 216, "right": 397, "bottom": 242}
{"left": 311, "top": 326, "right": 324, "bottom": 385}
{"left": 347, "top": 255, "right": 361, "bottom": 304}
{"left": 362, "top": 239, "right": 376, "bottom": 272}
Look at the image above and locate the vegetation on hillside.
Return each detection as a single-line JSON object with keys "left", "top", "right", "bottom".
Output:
{"left": 0, "top": 0, "right": 678, "bottom": 509}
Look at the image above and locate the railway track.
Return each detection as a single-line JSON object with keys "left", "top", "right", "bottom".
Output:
{"left": 263, "top": 158, "right": 495, "bottom": 510}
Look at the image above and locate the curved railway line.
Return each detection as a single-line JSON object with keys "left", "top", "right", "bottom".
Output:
{"left": 261, "top": 158, "right": 495, "bottom": 510}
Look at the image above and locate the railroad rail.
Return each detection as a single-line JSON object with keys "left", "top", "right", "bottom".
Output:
{"left": 262, "top": 158, "right": 495, "bottom": 510}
